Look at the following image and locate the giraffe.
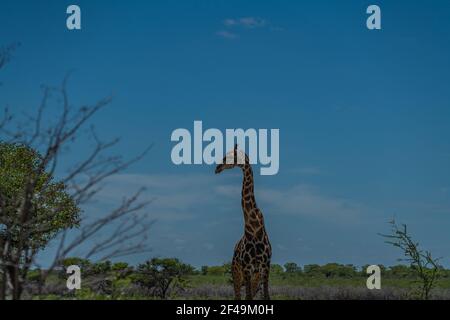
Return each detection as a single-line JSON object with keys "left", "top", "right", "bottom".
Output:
{"left": 215, "top": 145, "right": 272, "bottom": 300}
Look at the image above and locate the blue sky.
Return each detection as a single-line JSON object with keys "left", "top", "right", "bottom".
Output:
{"left": 1, "top": 0, "right": 450, "bottom": 268}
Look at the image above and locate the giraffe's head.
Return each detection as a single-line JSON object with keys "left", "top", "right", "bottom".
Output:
{"left": 215, "top": 144, "right": 246, "bottom": 174}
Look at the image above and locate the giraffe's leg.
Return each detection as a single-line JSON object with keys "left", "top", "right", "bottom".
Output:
{"left": 232, "top": 260, "right": 243, "bottom": 300}
{"left": 244, "top": 269, "right": 253, "bottom": 300}
{"left": 251, "top": 271, "right": 261, "bottom": 298}
{"left": 262, "top": 267, "right": 270, "bottom": 300}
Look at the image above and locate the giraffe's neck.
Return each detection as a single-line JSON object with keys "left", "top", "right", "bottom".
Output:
{"left": 240, "top": 164, "right": 263, "bottom": 232}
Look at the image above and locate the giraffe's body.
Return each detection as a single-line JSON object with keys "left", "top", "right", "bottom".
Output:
{"left": 215, "top": 146, "right": 272, "bottom": 300}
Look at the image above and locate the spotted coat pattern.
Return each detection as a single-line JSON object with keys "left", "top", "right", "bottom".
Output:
{"left": 215, "top": 148, "right": 272, "bottom": 300}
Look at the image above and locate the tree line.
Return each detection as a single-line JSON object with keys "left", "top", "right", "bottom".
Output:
{"left": 20, "top": 257, "right": 450, "bottom": 300}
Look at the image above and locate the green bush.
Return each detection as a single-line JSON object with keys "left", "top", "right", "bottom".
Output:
{"left": 112, "top": 262, "right": 129, "bottom": 272}
{"left": 90, "top": 261, "right": 112, "bottom": 274}
{"left": 200, "top": 266, "right": 208, "bottom": 275}
{"left": 61, "top": 257, "right": 91, "bottom": 270}
{"left": 284, "top": 262, "right": 301, "bottom": 274}
{"left": 206, "top": 266, "right": 226, "bottom": 276}
{"left": 304, "top": 264, "right": 321, "bottom": 276}
{"left": 132, "top": 258, "right": 192, "bottom": 299}
{"left": 271, "top": 264, "right": 284, "bottom": 275}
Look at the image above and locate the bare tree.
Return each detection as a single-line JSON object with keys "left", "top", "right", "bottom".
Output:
{"left": 0, "top": 49, "right": 154, "bottom": 299}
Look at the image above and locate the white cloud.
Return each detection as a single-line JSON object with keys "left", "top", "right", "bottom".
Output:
{"left": 91, "top": 173, "right": 366, "bottom": 224}
{"left": 93, "top": 173, "right": 237, "bottom": 222}
{"left": 258, "top": 184, "right": 364, "bottom": 222}
{"left": 72, "top": 173, "right": 377, "bottom": 266}
{"left": 224, "top": 17, "right": 267, "bottom": 29}
{"left": 217, "top": 17, "right": 277, "bottom": 39}
{"left": 216, "top": 30, "right": 239, "bottom": 40}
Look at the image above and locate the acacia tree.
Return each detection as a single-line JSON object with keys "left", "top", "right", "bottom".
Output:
{"left": 381, "top": 220, "right": 441, "bottom": 300}
{"left": 0, "top": 45, "right": 153, "bottom": 299}
{"left": 133, "top": 258, "right": 193, "bottom": 299}
{"left": 284, "top": 262, "right": 300, "bottom": 274}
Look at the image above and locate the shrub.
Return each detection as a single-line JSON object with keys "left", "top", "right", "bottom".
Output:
{"left": 304, "top": 264, "right": 321, "bottom": 276}
{"left": 381, "top": 220, "right": 441, "bottom": 300}
{"left": 90, "top": 261, "right": 112, "bottom": 275}
{"left": 271, "top": 264, "right": 284, "bottom": 275}
{"left": 206, "top": 266, "right": 226, "bottom": 276}
{"left": 284, "top": 262, "right": 301, "bottom": 274}
{"left": 132, "top": 258, "right": 192, "bottom": 299}
{"left": 201, "top": 266, "right": 208, "bottom": 275}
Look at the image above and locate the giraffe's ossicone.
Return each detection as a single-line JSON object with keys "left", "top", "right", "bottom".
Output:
{"left": 215, "top": 145, "right": 272, "bottom": 300}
